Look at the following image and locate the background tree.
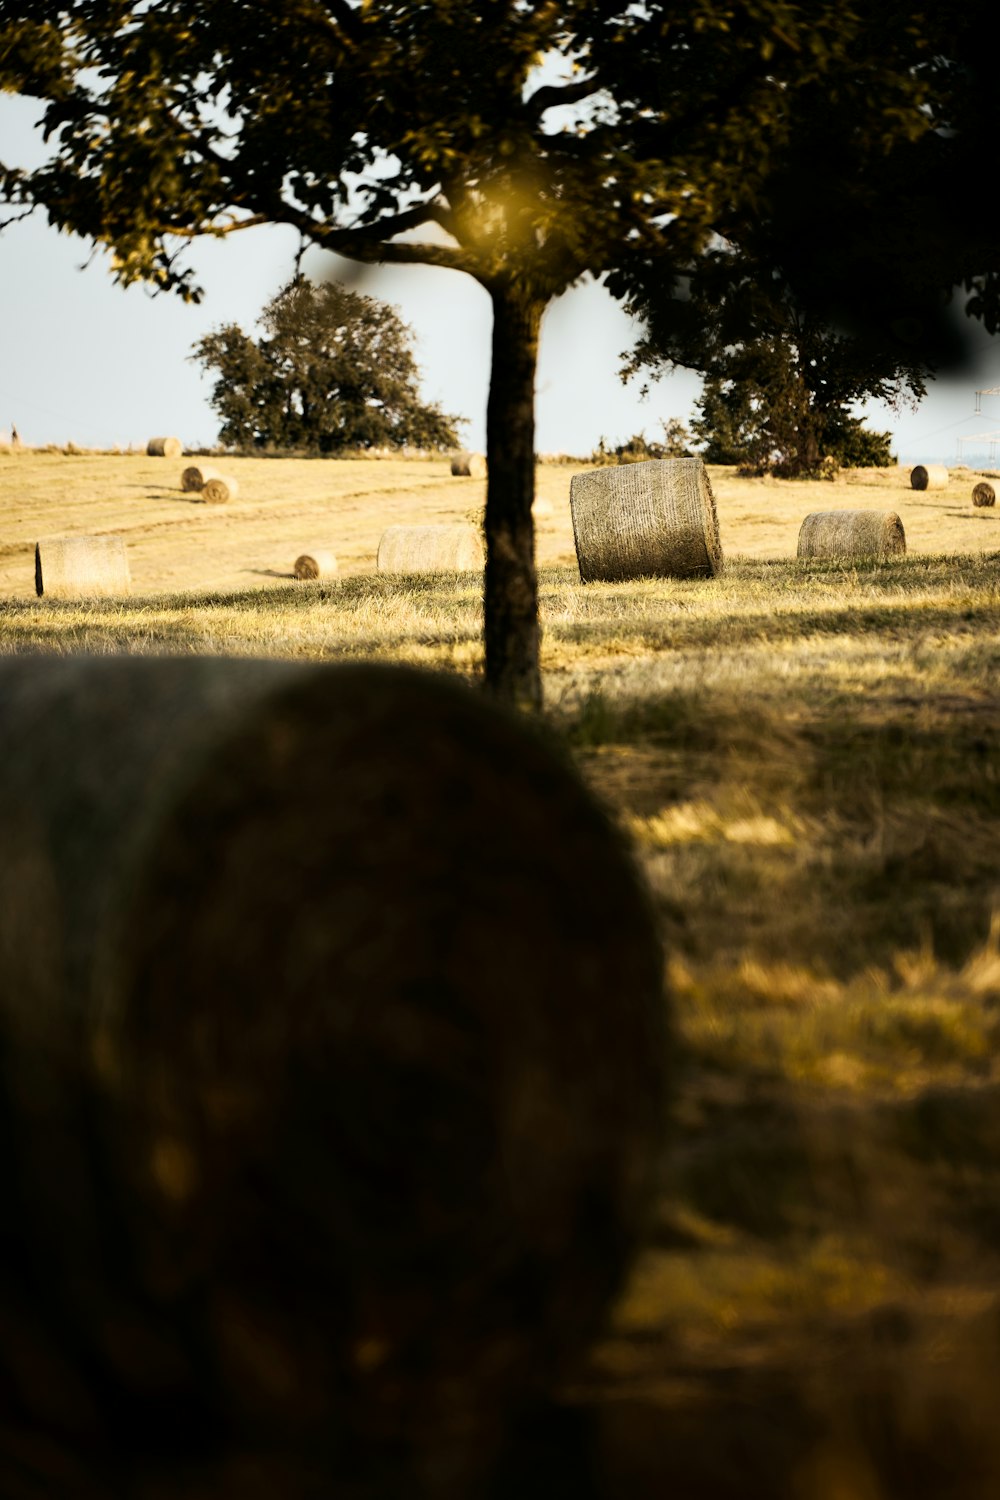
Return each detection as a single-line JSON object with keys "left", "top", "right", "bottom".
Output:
{"left": 1, "top": 1, "right": 990, "bottom": 704}
{"left": 690, "top": 370, "right": 896, "bottom": 475}
{"left": 621, "top": 213, "right": 929, "bottom": 478}
{"left": 193, "top": 276, "right": 460, "bottom": 454}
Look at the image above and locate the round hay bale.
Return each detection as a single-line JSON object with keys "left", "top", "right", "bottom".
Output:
{"left": 376, "top": 523, "right": 484, "bottom": 574}
{"left": 147, "top": 436, "right": 183, "bottom": 458}
{"left": 910, "top": 463, "right": 949, "bottom": 490}
{"left": 972, "top": 481, "right": 996, "bottom": 508}
{"left": 796, "top": 510, "right": 906, "bottom": 561}
{"left": 181, "top": 463, "right": 224, "bottom": 493}
{"left": 569, "top": 457, "right": 722, "bottom": 582}
{"left": 450, "top": 451, "right": 487, "bottom": 478}
{"left": 198, "top": 474, "right": 238, "bottom": 505}
{"left": 293, "top": 548, "right": 338, "bottom": 580}
{"left": 532, "top": 497, "right": 554, "bottom": 518}
{"left": 0, "top": 656, "right": 668, "bottom": 1493}
{"left": 34, "top": 535, "right": 131, "bottom": 599}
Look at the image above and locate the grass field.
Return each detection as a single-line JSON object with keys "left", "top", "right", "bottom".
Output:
{"left": 2, "top": 450, "right": 1000, "bottom": 1496}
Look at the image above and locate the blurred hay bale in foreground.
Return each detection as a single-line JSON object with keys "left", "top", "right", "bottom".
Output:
{"left": 293, "top": 548, "right": 338, "bottom": 579}
{"left": 34, "top": 534, "right": 131, "bottom": 598}
{"left": 910, "top": 464, "right": 949, "bottom": 490}
{"left": 797, "top": 510, "right": 906, "bottom": 562}
{"left": 0, "top": 656, "right": 667, "bottom": 1495}
{"left": 569, "top": 458, "right": 723, "bottom": 583}
{"left": 146, "top": 436, "right": 182, "bottom": 458}
{"left": 377, "top": 523, "right": 484, "bottom": 574}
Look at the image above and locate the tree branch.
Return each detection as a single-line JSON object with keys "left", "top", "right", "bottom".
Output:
{"left": 350, "top": 196, "right": 457, "bottom": 240}
{"left": 300, "top": 0, "right": 364, "bottom": 47}
{"left": 146, "top": 211, "right": 273, "bottom": 238}
{"left": 525, "top": 75, "right": 601, "bottom": 117}
{"left": 327, "top": 0, "right": 362, "bottom": 36}
{"left": 319, "top": 230, "right": 481, "bottom": 277}
{"left": 0, "top": 204, "right": 36, "bottom": 232}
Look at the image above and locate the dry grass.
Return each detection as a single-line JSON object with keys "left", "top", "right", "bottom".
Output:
{"left": 2, "top": 451, "right": 1000, "bottom": 1496}
{"left": 1, "top": 452, "right": 996, "bottom": 601}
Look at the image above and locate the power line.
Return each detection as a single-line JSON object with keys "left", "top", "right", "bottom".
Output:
{"left": 0, "top": 385, "right": 80, "bottom": 422}
{"left": 912, "top": 410, "right": 987, "bottom": 442}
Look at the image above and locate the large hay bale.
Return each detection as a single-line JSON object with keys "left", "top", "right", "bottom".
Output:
{"left": 910, "top": 463, "right": 949, "bottom": 490}
{"left": 972, "top": 481, "right": 996, "bottom": 508}
{"left": 377, "top": 523, "right": 484, "bottom": 574}
{"left": 0, "top": 656, "right": 668, "bottom": 1494}
{"left": 197, "top": 473, "right": 239, "bottom": 504}
{"left": 450, "top": 451, "right": 487, "bottom": 478}
{"left": 797, "top": 509, "right": 906, "bottom": 561}
{"left": 181, "top": 462, "right": 224, "bottom": 492}
{"left": 147, "top": 436, "right": 182, "bottom": 458}
{"left": 34, "top": 535, "right": 131, "bottom": 598}
{"left": 569, "top": 457, "right": 723, "bottom": 582}
{"left": 293, "top": 548, "right": 338, "bottom": 579}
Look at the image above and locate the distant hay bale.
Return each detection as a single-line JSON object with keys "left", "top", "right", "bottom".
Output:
{"left": 377, "top": 523, "right": 484, "bottom": 574}
{"left": 146, "top": 436, "right": 182, "bottom": 458}
{"left": 181, "top": 463, "right": 224, "bottom": 492}
{"left": 532, "top": 497, "right": 554, "bottom": 518}
{"left": 797, "top": 510, "right": 906, "bottom": 561}
{"left": 972, "top": 481, "right": 996, "bottom": 507}
{"left": 450, "top": 451, "right": 487, "bottom": 478}
{"left": 910, "top": 464, "right": 949, "bottom": 490}
{"left": 293, "top": 548, "right": 338, "bottom": 580}
{"left": 34, "top": 535, "right": 131, "bottom": 599}
{"left": 197, "top": 474, "right": 238, "bottom": 504}
{"left": 569, "top": 457, "right": 722, "bottom": 583}
{"left": 0, "top": 655, "right": 668, "bottom": 1492}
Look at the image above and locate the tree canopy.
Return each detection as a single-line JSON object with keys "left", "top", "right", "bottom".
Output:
{"left": 192, "top": 276, "right": 460, "bottom": 454}
{"left": 616, "top": 23, "right": 997, "bottom": 479}
{"left": 624, "top": 236, "right": 921, "bottom": 477}
{"left": 1, "top": 0, "right": 992, "bottom": 704}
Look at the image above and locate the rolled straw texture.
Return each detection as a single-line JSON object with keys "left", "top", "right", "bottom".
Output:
{"left": 450, "top": 451, "right": 487, "bottom": 478}
{"left": 797, "top": 510, "right": 906, "bottom": 561}
{"left": 570, "top": 458, "right": 723, "bottom": 582}
{"left": 34, "top": 535, "right": 131, "bottom": 599}
{"left": 0, "top": 656, "right": 667, "bottom": 1494}
{"left": 972, "top": 481, "right": 996, "bottom": 507}
{"left": 293, "top": 548, "right": 338, "bottom": 580}
{"left": 146, "top": 436, "right": 182, "bottom": 458}
{"left": 377, "top": 523, "right": 484, "bottom": 573}
{"left": 180, "top": 463, "right": 224, "bottom": 493}
{"left": 196, "top": 474, "right": 238, "bottom": 504}
{"left": 910, "top": 464, "right": 949, "bottom": 490}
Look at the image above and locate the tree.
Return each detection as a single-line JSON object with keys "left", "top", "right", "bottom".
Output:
{"left": 691, "top": 372, "right": 895, "bottom": 475}
{"left": 623, "top": 225, "right": 926, "bottom": 477}
{"left": 617, "top": 10, "right": 999, "bottom": 479}
{"left": 192, "top": 276, "right": 460, "bottom": 453}
{"left": 0, "top": 1, "right": 989, "bottom": 704}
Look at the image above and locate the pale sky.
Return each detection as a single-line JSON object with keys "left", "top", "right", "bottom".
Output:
{"left": 2, "top": 94, "right": 998, "bottom": 462}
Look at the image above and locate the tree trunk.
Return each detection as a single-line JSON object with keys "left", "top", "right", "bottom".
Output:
{"left": 484, "top": 281, "right": 545, "bottom": 710}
